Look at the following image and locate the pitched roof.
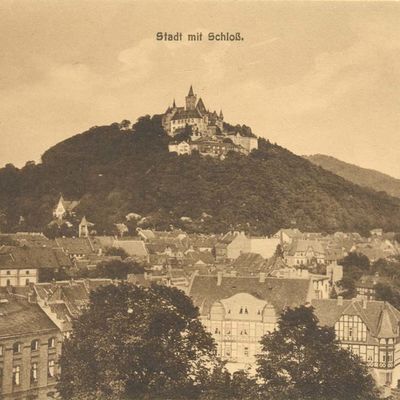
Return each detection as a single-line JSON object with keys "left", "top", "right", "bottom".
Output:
{"left": 0, "top": 246, "right": 72, "bottom": 269}
{"left": 113, "top": 240, "right": 148, "bottom": 257}
{"left": 189, "top": 275, "right": 312, "bottom": 316}
{"left": 287, "top": 239, "right": 325, "bottom": 256}
{"left": 231, "top": 252, "right": 267, "bottom": 273}
{"left": 0, "top": 294, "right": 59, "bottom": 338}
{"left": 59, "top": 195, "right": 80, "bottom": 212}
{"left": 312, "top": 298, "right": 400, "bottom": 338}
{"left": 171, "top": 108, "right": 203, "bottom": 121}
{"left": 55, "top": 237, "right": 94, "bottom": 255}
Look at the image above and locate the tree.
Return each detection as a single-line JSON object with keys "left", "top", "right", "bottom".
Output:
{"left": 104, "top": 247, "right": 129, "bottom": 259}
{"left": 58, "top": 283, "right": 218, "bottom": 400}
{"left": 200, "top": 366, "right": 260, "bottom": 400}
{"left": 339, "top": 252, "right": 370, "bottom": 271}
{"left": 256, "top": 306, "right": 379, "bottom": 400}
{"left": 375, "top": 283, "right": 400, "bottom": 309}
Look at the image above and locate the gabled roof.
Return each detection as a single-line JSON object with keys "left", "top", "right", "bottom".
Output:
{"left": 58, "top": 195, "right": 80, "bottom": 212}
{"left": 189, "top": 275, "right": 313, "bottom": 316}
{"left": 287, "top": 239, "right": 325, "bottom": 256}
{"left": 183, "top": 251, "right": 215, "bottom": 266}
{"left": 312, "top": 298, "right": 400, "bottom": 339}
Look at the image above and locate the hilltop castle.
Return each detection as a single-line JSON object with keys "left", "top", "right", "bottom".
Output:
{"left": 162, "top": 85, "right": 224, "bottom": 137}
{"left": 163, "top": 86, "right": 258, "bottom": 158}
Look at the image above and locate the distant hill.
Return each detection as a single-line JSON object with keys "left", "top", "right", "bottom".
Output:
{"left": 1, "top": 116, "right": 400, "bottom": 236}
{"left": 304, "top": 154, "right": 400, "bottom": 199}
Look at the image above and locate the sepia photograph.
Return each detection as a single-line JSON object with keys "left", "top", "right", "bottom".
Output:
{"left": 0, "top": 0, "right": 400, "bottom": 399}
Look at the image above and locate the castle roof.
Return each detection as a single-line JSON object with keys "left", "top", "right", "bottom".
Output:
{"left": 171, "top": 108, "right": 203, "bottom": 121}
{"left": 196, "top": 98, "right": 206, "bottom": 113}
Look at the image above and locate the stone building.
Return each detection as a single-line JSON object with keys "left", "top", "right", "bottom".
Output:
{"left": 0, "top": 291, "right": 62, "bottom": 400}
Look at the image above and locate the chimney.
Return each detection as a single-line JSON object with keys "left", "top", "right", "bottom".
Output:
{"left": 217, "top": 271, "right": 223, "bottom": 286}
{"left": 259, "top": 272, "right": 266, "bottom": 283}
{"left": 362, "top": 298, "right": 367, "bottom": 309}
{"left": 337, "top": 296, "right": 343, "bottom": 306}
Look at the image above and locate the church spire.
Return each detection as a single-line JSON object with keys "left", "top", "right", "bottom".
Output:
{"left": 173, "top": 98, "right": 176, "bottom": 108}
{"left": 188, "top": 85, "right": 194, "bottom": 96}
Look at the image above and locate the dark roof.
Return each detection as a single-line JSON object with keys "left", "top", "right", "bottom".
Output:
{"left": 231, "top": 253, "right": 267, "bottom": 273}
{"left": 55, "top": 237, "right": 94, "bottom": 255}
{"left": 312, "top": 299, "right": 400, "bottom": 339}
{"left": 171, "top": 108, "right": 202, "bottom": 121}
{"left": 0, "top": 294, "right": 59, "bottom": 338}
{"left": 189, "top": 275, "right": 312, "bottom": 316}
{"left": 0, "top": 246, "right": 72, "bottom": 269}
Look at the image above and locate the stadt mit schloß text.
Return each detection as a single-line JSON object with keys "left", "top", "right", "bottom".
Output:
{"left": 156, "top": 31, "right": 244, "bottom": 42}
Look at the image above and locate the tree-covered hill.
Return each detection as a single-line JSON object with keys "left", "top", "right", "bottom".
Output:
{"left": 1, "top": 115, "right": 400, "bottom": 236}
{"left": 304, "top": 154, "right": 400, "bottom": 199}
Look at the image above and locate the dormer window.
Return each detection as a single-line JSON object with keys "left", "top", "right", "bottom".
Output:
{"left": 239, "top": 307, "right": 243, "bottom": 314}
{"left": 244, "top": 307, "right": 248, "bottom": 314}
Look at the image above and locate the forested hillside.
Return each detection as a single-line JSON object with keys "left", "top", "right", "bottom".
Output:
{"left": 305, "top": 154, "right": 400, "bottom": 199}
{"left": 1, "top": 115, "right": 400, "bottom": 236}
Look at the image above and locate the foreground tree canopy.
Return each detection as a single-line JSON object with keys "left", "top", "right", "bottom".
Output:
{"left": 58, "top": 285, "right": 380, "bottom": 400}
{"left": 256, "top": 306, "right": 380, "bottom": 400}
{"left": 58, "top": 283, "right": 218, "bottom": 400}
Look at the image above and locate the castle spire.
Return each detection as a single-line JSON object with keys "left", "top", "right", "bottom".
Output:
{"left": 173, "top": 98, "right": 176, "bottom": 108}
{"left": 188, "top": 85, "right": 194, "bottom": 96}
{"left": 219, "top": 109, "right": 224, "bottom": 119}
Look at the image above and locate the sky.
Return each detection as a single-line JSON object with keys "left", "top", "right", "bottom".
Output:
{"left": 1, "top": 0, "right": 400, "bottom": 177}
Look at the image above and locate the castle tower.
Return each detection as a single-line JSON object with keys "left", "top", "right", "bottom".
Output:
{"left": 185, "top": 85, "right": 197, "bottom": 111}
{"left": 219, "top": 110, "right": 224, "bottom": 120}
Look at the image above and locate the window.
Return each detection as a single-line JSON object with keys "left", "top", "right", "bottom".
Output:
{"left": 25, "top": 279, "right": 30, "bottom": 286}
{"left": 244, "top": 307, "right": 248, "bottom": 314}
{"left": 0, "top": 345, "right": 3, "bottom": 356}
{"left": 244, "top": 347, "right": 249, "bottom": 357}
{"left": 26, "top": 271, "right": 30, "bottom": 275}
{"left": 31, "top": 339, "right": 39, "bottom": 351}
{"left": 48, "top": 360, "right": 55, "bottom": 378}
{"left": 6, "top": 279, "right": 10, "bottom": 286}
{"left": 6, "top": 271, "right": 10, "bottom": 275}
{"left": 48, "top": 337, "right": 56, "bottom": 348}
{"left": 13, "top": 366, "right": 20, "bottom": 385}
{"left": 13, "top": 342, "right": 21, "bottom": 354}
{"left": 31, "top": 362, "right": 38, "bottom": 383}
{"left": 239, "top": 307, "right": 243, "bottom": 314}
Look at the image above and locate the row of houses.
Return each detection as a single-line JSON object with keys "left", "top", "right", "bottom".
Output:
{"left": 188, "top": 272, "right": 400, "bottom": 391}
{"left": 2, "top": 268, "right": 400, "bottom": 399}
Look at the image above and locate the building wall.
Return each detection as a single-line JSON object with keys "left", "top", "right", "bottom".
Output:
{"left": 201, "top": 292, "right": 277, "bottom": 368}
{"left": 0, "top": 269, "right": 37, "bottom": 287}
{"left": 0, "top": 330, "right": 62, "bottom": 400}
